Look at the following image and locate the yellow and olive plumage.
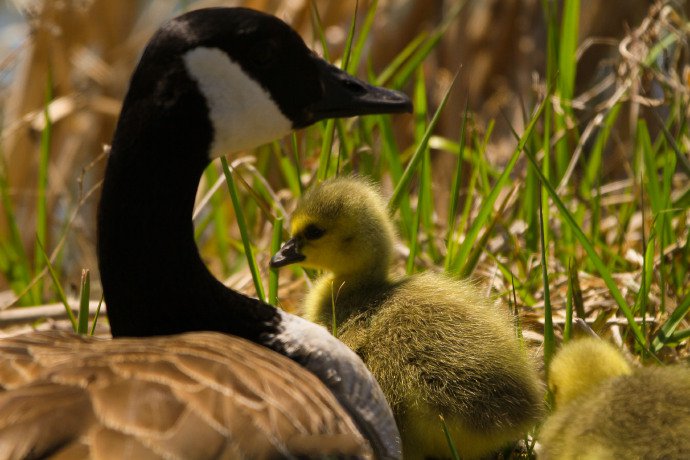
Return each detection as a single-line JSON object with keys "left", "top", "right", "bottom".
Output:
{"left": 271, "top": 176, "right": 544, "bottom": 459}
{"left": 540, "top": 337, "right": 690, "bottom": 459}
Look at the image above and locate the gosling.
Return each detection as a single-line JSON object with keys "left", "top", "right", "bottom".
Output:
{"left": 271, "top": 176, "right": 543, "bottom": 459}
{"left": 540, "top": 337, "right": 690, "bottom": 459}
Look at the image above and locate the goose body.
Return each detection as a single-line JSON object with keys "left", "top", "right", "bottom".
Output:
{"left": 0, "top": 331, "right": 367, "bottom": 458}
{"left": 540, "top": 337, "right": 690, "bottom": 459}
{"left": 0, "top": 8, "right": 411, "bottom": 459}
{"left": 271, "top": 177, "right": 544, "bottom": 459}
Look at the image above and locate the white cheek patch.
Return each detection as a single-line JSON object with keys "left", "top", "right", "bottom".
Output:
{"left": 183, "top": 47, "right": 292, "bottom": 157}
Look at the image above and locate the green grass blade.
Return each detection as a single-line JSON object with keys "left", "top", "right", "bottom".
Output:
{"left": 377, "top": 115, "right": 414, "bottom": 239}
{"left": 290, "top": 136, "right": 304, "bottom": 194}
{"left": 520, "top": 136, "right": 648, "bottom": 348}
{"left": 347, "top": 0, "right": 377, "bottom": 73}
{"left": 638, "top": 225, "right": 655, "bottom": 337}
{"left": 0, "top": 160, "right": 33, "bottom": 304}
{"left": 523, "top": 149, "right": 539, "bottom": 250}
{"left": 444, "top": 100, "right": 469, "bottom": 271}
{"left": 269, "top": 216, "right": 283, "bottom": 306}
{"left": 406, "top": 68, "right": 427, "bottom": 271}
{"left": 486, "top": 252, "right": 538, "bottom": 306}
{"left": 273, "top": 140, "right": 302, "bottom": 197}
{"left": 554, "top": 0, "right": 579, "bottom": 176}
{"left": 439, "top": 415, "right": 461, "bottom": 460}
{"left": 456, "top": 167, "right": 478, "bottom": 259}
{"left": 449, "top": 96, "right": 547, "bottom": 276}
{"left": 674, "top": 210, "right": 689, "bottom": 297}
{"left": 643, "top": 32, "right": 679, "bottom": 67}
{"left": 36, "top": 238, "right": 77, "bottom": 331}
{"left": 311, "top": 0, "right": 357, "bottom": 182}
{"left": 420, "top": 148, "right": 437, "bottom": 260}
{"left": 33, "top": 71, "right": 54, "bottom": 304}
{"left": 460, "top": 186, "right": 514, "bottom": 278}
{"left": 406, "top": 160, "right": 424, "bottom": 275}
{"left": 316, "top": 122, "right": 337, "bottom": 181}
{"left": 570, "top": 260, "right": 586, "bottom": 319}
{"left": 330, "top": 281, "right": 344, "bottom": 338}
{"left": 508, "top": 276, "right": 526, "bottom": 344}
{"left": 309, "top": 1, "right": 330, "bottom": 61}
{"left": 232, "top": 157, "right": 283, "bottom": 225}
{"left": 563, "top": 259, "right": 575, "bottom": 342}
{"left": 539, "top": 105, "right": 552, "bottom": 258}
{"left": 391, "top": 0, "right": 466, "bottom": 89}
{"left": 667, "top": 328, "right": 690, "bottom": 344}
{"left": 90, "top": 294, "right": 104, "bottom": 336}
{"left": 639, "top": 121, "right": 661, "bottom": 212}
{"left": 558, "top": 0, "right": 579, "bottom": 102}
{"left": 588, "top": 172, "right": 602, "bottom": 258}
{"left": 389, "top": 71, "right": 459, "bottom": 213}
{"left": 651, "top": 107, "right": 690, "bottom": 176}
{"left": 476, "top": 120, "right": 496, "bottom": 192}
{"left": 536, "top": 0, "right": 556, "bottom": 248}
{"left": 644, "top": 115, "right": 676, "bottom": 316}
{"left": 77, "top": 269, "right": 90, "bottom": 335}
{"left": 539, "top": 188, "right": 555, "bottom": 372}
{"left": 221, "top": 157, "right": 266, "bottom": 302}
{"left": 332, "top": 288, "right": 337, "bottom": 337}
{"left": 309, "top": 4, "right": 334, "bottom": 180}
{"left": 340, "top": 1, "right": 358, "bottom": 71}
{"left": 375, "top": 31, "right": 428, "bottom": 86}
{"left": 0, "top": 243, "right": 8, "bottom": 276}
{"left": 204, "top": 165, "right": 231, "bottom": 274}
{"left": 581, "top": 104, "right": 621, "bottom": 199}
{"left": 411, "top": 66, "right": 438, "bottom": 262}
{"left": 652, "top": 289, "right": 690, "bottom": 352}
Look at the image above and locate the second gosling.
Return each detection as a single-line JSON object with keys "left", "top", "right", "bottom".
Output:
{"left": 271, "top": 176, "right": 543, "bottom": 459}
{"left": 540, "top": 337, "right": 690, "bottom": 459}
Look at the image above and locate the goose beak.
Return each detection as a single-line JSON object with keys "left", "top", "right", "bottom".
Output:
{"left": 270, "top": 237, "right": 305, "bottom": 268}
{"left": 298, "top": 59, "right": 412, "bottom": 127}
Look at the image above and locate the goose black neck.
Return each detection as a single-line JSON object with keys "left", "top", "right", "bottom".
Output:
{"left": 97, "top": 63, "right": 278, "bottom": 340}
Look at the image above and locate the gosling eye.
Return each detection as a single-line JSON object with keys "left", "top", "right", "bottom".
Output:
{"left": 303, "top": 224, "right": 326, "bottom": 240}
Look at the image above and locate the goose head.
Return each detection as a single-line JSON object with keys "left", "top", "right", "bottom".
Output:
{"left": 96, "top": 7, "right": 410, "bottom": 458}
{"left": 114, "top": 7, "right": 411, "bottom": 161}
{"left": 99, "top": 8, "right": 410, "bottom": 337}
{"left": 548, "top": 337, "right": 633, "bottom": 408}
{"left": 270, "top": 176, "right": 396, "bottom": 281}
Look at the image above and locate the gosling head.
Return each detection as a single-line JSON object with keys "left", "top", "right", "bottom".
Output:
{"left": 548, "top": 337, "right": 633, "bottom": 408}
{"left": 271, "top": 177, "right": 396, "bottom": 280}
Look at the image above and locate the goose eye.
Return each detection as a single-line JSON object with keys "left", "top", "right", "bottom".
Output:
{"left": 304, "top": 224, "right": 325, "bottom": 240}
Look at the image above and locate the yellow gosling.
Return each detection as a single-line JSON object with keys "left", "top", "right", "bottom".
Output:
{"left": 540, "top": 337, "right": 690, "bottom": 459}
{"left": 271, "top": 176, "right": 544, "bottom": 459}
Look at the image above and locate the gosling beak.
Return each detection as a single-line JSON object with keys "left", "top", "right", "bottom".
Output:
{"left": 270, "top": 237, "right": 305, "bottom": 268}
{"left": 296, "top": 58, "right": 413, "bottom": 128}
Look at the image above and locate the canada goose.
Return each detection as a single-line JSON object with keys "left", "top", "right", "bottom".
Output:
{"left": 0, "top": 8, "right": 412, "bottom": 459}
{"left": 271, "top": 176, "right": 544, "bottom": 459}
{"left": 540, "top": 337, "right": 690, "bottom": 459}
